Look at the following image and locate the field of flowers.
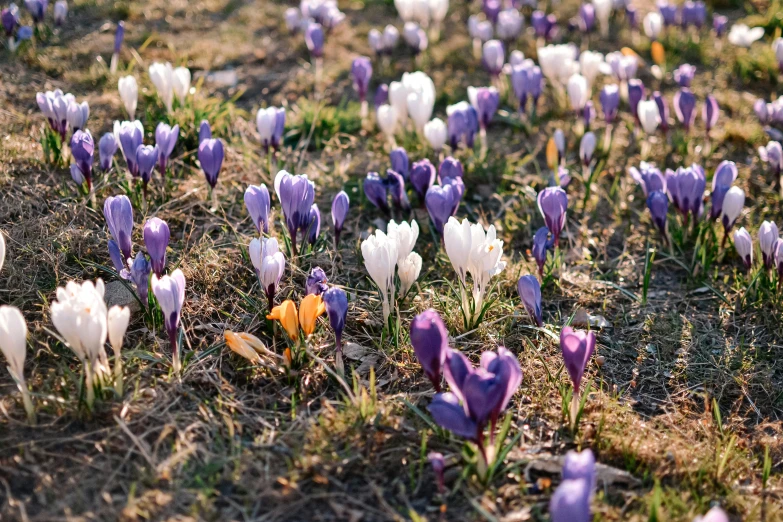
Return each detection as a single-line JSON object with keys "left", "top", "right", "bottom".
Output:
{"left": 1, "top": 0, "right": 783, "bottom": 520}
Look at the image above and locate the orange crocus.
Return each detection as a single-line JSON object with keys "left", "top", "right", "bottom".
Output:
{"left": 225, "top": 330, "right": 263, "bottom": 364}
{"left": 299, "top": 294, "right": 326, "bottom": 336}
{"left": 267, "top": 300, "right": 299, "bottom": 340}
{"left": 650, "top": 42, "right": 665, "bottom": 66}
{"left": 546, "top": 137, "right": 558, "bottom": 171}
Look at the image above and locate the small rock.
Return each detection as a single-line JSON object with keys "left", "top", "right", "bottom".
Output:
{"left": 104, "top": 280, "right": 142, "bottom": 313}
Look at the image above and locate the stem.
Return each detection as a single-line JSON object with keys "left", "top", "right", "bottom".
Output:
{"left": 170, "top": 328, "right": 181, "bottom": 374}
{"left": 110, "top": 52, "right": 118, "bottom": 74}
{"left": 84, "top": 362, "right": 95, "bottom": 411}
{"left": 570, "top": 391, "right": 580, "bottom": 431}
{"left": 113, "top": 346, "right": 123, "bottom": 397}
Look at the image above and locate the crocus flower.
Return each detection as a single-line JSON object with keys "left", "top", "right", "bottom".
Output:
{"left": 198, "top": 138, "right": 224, "bottom": 189}
{"left": 244, "top": 184, "right": 271, "bottom": 235}
{"left": 734, "top": 227, "right": 752, "bottom": 271}
{"left": 143, "top": 217, "right": 170, "bottom": 277}
{"left": 0, "top": 305, "right": 35, "bottom": 423}
{"left": 103, "top": 195, "right": 134, "bottom": 262}
{"left": 351, "top": 56, "right": 373, "bottom": 105}
{"left": 703, "top": 95, "right": 719, "bottom": 134}
{"left": 694, "top": 507, "right": 729, "bottom": 522}
{"left": 758, "top": 141, "right": 783, "bottom": 175}
{"left": 674, "top": 88, "right": 696, "bottom": 131}
{"left": 638, "top": 100, "right": 661, "bottom": 135}
{"left": 374, "top": 84, "right": 389, "bottom": 109}
{"left": 517, "top": 275, "right": 542, "bottom": 326}
{"left": 251, "top": 237, "right": 286, "bottom": 311}
{"left": 599, "top": 84, "right": 620, "bottom": 123}
{"left": 199, "top": 120, "right": 212, "bottom": 143}
{"left": 323, "top": 287, "right": 348, "bottom": 350}
{"left": 425, "top": 184, "right": 456, "bottom": 236}
{"left": 267, "top": 300, "right": 299, "bottom": 340}
{"left": 567, "top": 74, "right": 589, "bottom": 112}
{"left": 438, "top": 157, "right": 463, "bottom": 182}
{"left": 563, "top": 449, "right": 596, "bottom": 489}
{"left": 482, "top": 40, "right": 504, "bottom": 77}
{"left": 424, "top": 118, "right": 447, "bottom": 151}
{"left": 582, "top": 101, "right": 596, "bottom": 130}
{"left": 128, "top": 251, "right": 151, "bottom": 305}
{"left": 152, "top": 269, "right": 186, "bottom": 372}
{"left": 66, "top": 100, "right": 89, "bottom": 132}
{"left": 720, "top": 186, "right": 744, "bottom": 233}
{"left": 364, "top": 172, "right": 389, "bottom": 212}
{"left": 652, "top": 91, "right": 669, "bottom": 133}
{"left": 657, "top": 0, "right": 677, "bottom": 25}
{"left": 579, "top": 132, "right": 596, "bottom": 166}
{"left": 468, "top": 86, "right": 499, "bottom": 131}
{"left": 305, "top": 22, "right": 325, "bottom": 58}
{"left": 154, "top": 123, "right": 179, "bottom": 176}
{"left": 117, "top": 76, "right": 138, "bottom": 120}
{"left": 299, "top": 294, "right": 326, "bottom": 336}
{"left": 713, "top": 15, "right": 728, "bottom": 37}
{"left": 643, "top": 12, "right": 663, "bottom": 39}
{"left": 606, "top": 51, "right": 637, "bottom": 81}
{"left": 170, "top": 66, "right": 190, "bottom": 107}
{"left": 629, "top": 162, "right": 665, "bottom": 197}
{"left": 306, "top": 204, "right": 321, "bottom": 246}
{"left": 115, "top": 120, "right": 143, "bottom": 177}
{"left": 135, "top": 144, "right": 159, "bottom": 188}
{"left": 673, "top": 64, "right": 696, "bottom": 87}
{"left": 361, "top": 229, "right": 398, "bottom": 323}
{"left": 107, "top": 304, "right": 129, "bottom": 394}
{"left": 148, "top": 62, "right": 174, "bottom": 113}
{"left": 306, "top": 267, "right": 328, "bottom": 296}
{"left": 386, "top": 170, "right": 410, "bottom": 211}
{"left": 560, "top": 326, "right": 596, "bottom": 393}
{"left": 550, "top": 479, "right": 591, "bottom": 522}
{"left": 390, "top": 147, "right": 409, "bottom": 180}
{"left": 496, "top": 9, "right": 523, "bottom": 40}
{"left": 709, "top": 161, "right": 738, "bottom": 220}
{"left": 482, "top": 0, "right": 500, "bottom": 24}
{"left": 666, "top": 164, "right": 705, "bottom": 219}
{"left": 398, "top": 251, "right": 422, "bottom": 295}
{"left": 532, "top": 227, "right": 551, "bottom": 278}
{"left": 376, "top": 104, "right": 398, "bottom": 138}
{"left": 537, "top": 187, "right": 568, "bottom": 244}
{"left": 257, "top": 107, "right": 286, "bottom": 153}
{"left": 579, "top": 3, "right": 595, "bottom": 32}
{"left": 759, "top": 221, "right": 779, "bottom": 269}
{"left": 681, "top": 1, "right": 705, "bottom": 28}
{"left": 728, "top": 24, "right": 764, "bottom": 47}
{"left": 110, "top": 21, "right": 124, "bottom": 73}
{"left": 410, "top": 159, "right": 436, "bottom": 200}
{"left": 25, "top": 0, "right": 46, "bottom": 23}
{"left": 331, "top": 190, "right": 349, "bottom": 247}
{"left": 627, "top": 79, "right": 644, "bottom": 123}
{"left": 99, "top": 132, "right": 118, "bottom": 171}
{"left": 446, "top": 101, "right": 479, "bottom": 148}
{"left": 70, "top": 130, "right": 95, "bottom": 189}
{"left": 410, "top": 309, "right": 448, "bottom": 391}
{"left": 2, "top": 8, "right": 18, "bottom": 37}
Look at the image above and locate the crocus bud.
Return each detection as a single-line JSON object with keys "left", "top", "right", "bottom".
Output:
{"left": 257, "top": 107, "right": 285, "bottom": 152}
{"left": 643, "top": 11, "right": 662, "bottom": 39}
{"left": 537, "top": 187, "right": 568, "bottom": 244}
{"left": 103, "top": 195, "right": 134, "bottom": 262}
{"left": 425, "top": 184, "right": 456, "bottom": 236}
{"left": 560, "top": 326, "right": 596, "bottom": 392}
{"left": 734, "top": 227, "right": 752, "bottom": 271}
{"left": 114, "top": 21, "right": 125, "bottom": 54}
{"left": 25, "top": 0, "right": 46, "bottom": 23}
{"left": 759, "top": 221, "right": 779, "bottom": 269}
{"left": 66, "top": 100, "right": 89, "bottom": 132}
{"left": 285, "top": 8, "right": 300, "bottom": 33}
{"left": 376, "top": 104, "right": 398, "bottom": 138}
{"left": 709, "top": 161, "right": 738, "bottom": 220}
{"left": 674, "top": 88, "right": 696, "bottom": 132}
{"left": 107, "top": 305, "right": 130, "bottom": 355}
{"left": 638, "top": 99, "right": 661, "bottom": 134}
{"left": 579, "top": 132, "right": 596, "bottom": 166}
{"left": 199, "top": 120, "right": 212, "bottom": 144}
{"left": 438, "top": 157, "right": 463, "bottom": 182}
{"left": 154, "top": 122, "right": 179, "bottom": 176}
{"left": 702, "top": 95, "right": 719, "bottom": 133}
{"left": 720, "top": 186, "right": 744, "bottom": 233}
{"left": 151, "top": 269, "right": 186, "bottom": 372}
{"left": 674, "top": 64, "right": 696, "bottom": 88}
{"left": 70, "top": 130, "right": 95, "bottom": 189}
{"left": 774, "top": 38, "right": 783, "bottom": 73}
{"left": 398, "top": 251, "right": 422, "bottom": 295}
{"left": 386, "top": 170, "right": 410, "bottom": 211}
{"left": 713, "top": 15, "right": 728, "bottom": 36}
{"left": 647, "top": 190, "right": 668, "bottom": 237}
{"left": 517, "top": 275, "right": 542, "bottom": 326}
{"left": 592, "top": 0, "right": 612, "bottom": 35}
{"left": 306, "top": 204, "right": 321, "bottom": 246}
{"left": 532, "top": 226, "right": 550, "bottom": 278}
{"left": 627, "top": 79, "right": 644, "bottom": 122}
{"left": 245, "top": 184, "right": 271, "bottom": 234}
{"left": 482, "top": 40, "right": 505, "bottom": 77}
{"left": 135, "top": 144, "right": 159, "bottom": 185}
{"left": 582, "top": 101, "right": 596, "bottom": 130}
{"left": 306, "top": 267, "right": 328, "bottom": 296}
{"left": 323, "top": 287, "right": 348, "bottom": 350}
{"left": 143, "top": 217, "right": 170, "bottom": 277}
{"left": 351, "top": 56, "right": 373, "bottom": 102}
{"left": 0, "top": 229, "right": 5, "bottom": 273}
{"left": 629, "top": 162, "right": 665, "bottom": 196}
{"left": 115, "top": 120, "right": 143, "bottom": 176}
{"left": 331, "top": 190, "right": 350, "bottom": 247}
{"left": 305, "top": 22, "right": 325, "bottom": 57}
{"left": 652, "top": 91, "right": 669, "bottom": 133}
{"left": 424, "top": 118, "right": 447, "bottom": 151}
{"left": 550, "top": 479, "right": 591, "bottom": 522}
{"left": 496, "top": 9, "right": 523, "bottom": 40}
{"left": 563, "top": 449, "right": 596, "bottom": 488}
{"left": 250, "top": 237, "right": 286, "bottom": 310}
{"left": 410, "top": 309, "right": 449, "bottom": 391}
{"left": 129, "top": 252, "right": 151, "bottom": 304}
{"left": 2, "top": 8, "right": 18, "bottom": 37}
{"left": 148, "top": 62, "right": 174, "bottom": 113}
{"left": 198, "top": 138, "right": 224, "bottom": 189}
{"left": 567, "top": 74, "right": 589, "bottom": 112}
{"left": 364, "top": 172, "right": 389, "bottom": 212}
{"left": 428, "top": 452, "right": 446, "bottom": 494}
{"left": 99, "top": 132, "right": 118, "bottom": 171}
{"left": 171, "top": 66, "right": 191, "bottom": 106}
{"left": 390, "top": 147, "right": 409, "bottom": 180}
{"left": 0, "top": 305, "right": 33, "bottom": 423}
{"left": 600, "top": 84, "right": 620, "bottom": 122}
{"left": 410, "top": 159, "right": 436, "bottom": 199}
{"left": 579, "top": 3, "right": 595, "bottom": 32}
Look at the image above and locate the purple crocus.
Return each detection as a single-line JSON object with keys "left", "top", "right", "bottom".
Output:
{"left": 305, "top": 22, "right": 325, "bottom": 58}
{"left": 410, "top": 159, "right": 436, "bottom": 200}
{"left": 673, "top": 64, "right": 696, "bottom": 87}
{"left": 473, "top": 87, "right": 500, "bottom": 130}
{"left": 24, "top": 0, "right": 47, "bottom": 24}
{"left": 274, "top": 171, "right": 316, "bottom": 256}
{"left": 734, "top": 227, "right": 753, "bottom": 271}
{"left": 374, "top": 84, "right": 389, "bottom": 109}
{"left": 199, "top": 120, "right": 211, "bottom": 144}
{"left": 114, "top": 21, "right": 125, "bottom": 54}
{"left": 666, "top": 164, "right": 705, "bottom": 219}
{"left": 517, "top": 275, "right": 542, "bottom": 326}
{"left": 537, "top": 187, "right": 568, "bottom": 244}
{"left": 709, "top": 161, "right": 737, "bottom": 220}
{"left": 198, "top": 138, "right": 224, "bottom": 189}
{"left": 323, "top": 287, "right": 348, "bottom": 351}
{"left": 244, "top": 184, "right": 271, "bottom": 235}
{"left": 532, "top": 227, "right": 551, "bottom": 279}
{"left": 390, "top": 147, "right": 409, "bottom": 180}
{"left": 143, "top": 217, "right": 170, "bottom": 278}
{"left": 70, "top": 130, "right": 95, "bottom": 190}
{"left": 579, "top": 3, "right": 595, "bottom": 32}
{"left": 107, "top": 239, "right": 126, "bottom": 275}
{"left": 135, "top": 144, "right": 159, "bottom": 189}
{"left": 438, "top": 157, "right": 463, "bottom": 183}
{"left": 98, "top": 132, "right": 118, "bottom": 171}
{"left": 647, "top": 190, "right": 669, "bottom": 237}
{"left": 151, "top": 269, "right": 186, "bottom": 372}
{"left": 627, "top": 79, "right": 644, "bottom": 123}
{"left": 442, "top": 176, "right": 465, "bottom": 215}
{"left": 306, "top": 204, "right": 321, "bottom": 246}
{"left": 351, "top": 56, "right": 372, "bottom": 103}
{"left": 428, "top": 452, "right": 446, "bottom": 494}
{"left": 363, "top": 171, "right": 389, "bottom": 212}
{"left": 331, "top": 190, "right": 349, "bottom": 247}
{"left": 658, "top": 0, "right": 677, "bottom": 25}
{"left": 447, "top": 103, "right": 479, "bottom": 149}
{"left": 583, "top": 101, "right": 596, "bottom": 130}
{"left": 103, "top": 195, "right": 134, "bottom": 262}
{"left": 425, "top": 184, "right": 457, "bottom": 236}
{"left": 482, "top": 39, "right": 505, "bottom": 77}
{"left": 563, "top": 449, "right": 596, "bottom": 489}
{"left": 713, "top": 15, "right": 728, "bottom": 37}
{"left": 673, "top": 88, "right": 697, "bottom": 132}
{"left": 306, "top": 267, "right": 328, "bottom": 296}
{"left": 128, "top": 252, "right": 151, "bottom": 305}
{"left": 560, "top": 326, "right": 596, "bottom": 393}
{"left": 759, "top": 141, "right": 783, "bottom": 175}
{"left": 482, "top": 0, "right": 501, "bottom": 24}
{"left": 652, "top": 91, "right": 669, "bottom": 133}
{"left": 2, "top": 8, "right": 18, "bottom": 36}
{"left": 600, "top": 85, "right": 620, "bottom": 123}
{"left": 386, "top": 170, "right": 410, "bottom": 211}
{"left": 702, "top": 95, "right": 719, "bottom": 134}
{"left": 550, "top": 479, "right": 591, "bottom": 522}
{"left": 154, "top": 123, "right": 179, "bottom": 176}
{"left": 629, "top": 162, "right": 666, "bottom": 196}
{"left": 759, "top": 221, "right": 779, "bottom": 269}
{"left": 680, "top": 1, "right": 705, "bottom": 28}
{"left": 410, "top": 309, "right": 449, "bottom": 391}
{"left": 117, "top": 120, "right": 143, "bottom": 177}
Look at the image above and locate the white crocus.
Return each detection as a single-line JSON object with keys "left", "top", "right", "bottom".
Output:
{"left": 774, "top": 38, "right": 783, "bottom": 64}
{"left": 423, "top": 118, "right": 447, "bottom": 151}
{"left": 107, "top": 305, "right": 130, "bottom": 395}
{"left": 638, "top": 99, "right": 661, "bottom": 134}
{"left": 377, "top": 104, "right": 399, "bottom": 138}
{"left": 643, "top": 12, "right": 663, "bottom": 40}
{"left": 428, "top": 0, "right": 448, "bottom": 26}
{"left": 66, "top": 100, "right": 89, "bottom": 131}
{"left": 172, "top": 66, "right": 191, "bottom": 106}
{"left": 578, "top": 51, "right": 604, "bottom": 89}
{"left": 537, "top": 43, "right": 579, "bottom": 86}
{"left": 257, "top": 107, "right": 278, "bottom": 145}
{"left": 728, "top": 25, "right": 765, "bottom": 48}
{"left": 592, "top": 0, "right": 612, "bottom": 36}
{"left": 361, "top": 230, "right": 399, "bottom": 323}
{"left": 720, "top": 187, "right": 745, "bottom": 229}
{"left": 387, "top": 219, "right": 419, "bottom": 262}
{"left": 554, "top": 129, "right": 566, "bottom": 159}
{"left": 398, "top": 252, "right": 422, "bottom": 296}
{"left": 466, "top": 220, "right": 505, "bottom": 325}
{"left": 0, "top": 306, "right": 34, "bottom": 423}
{"left": 148, "top": 62, "right": 174, "bottom": 113}
{"left": 579, "top": 132, "right": 597, "bottom": 165}
{"left": 0, "top": 230, "right": 5, "bottom": 274}
{"left": 50, "top": 279, "right": 110, "bottom": 409}
{"left": 249, "top": 237, "right": 286, "bottom": 297}
{"left": 567, "top": 74, "right": 589, "bottom": 111}
{"left": 117, "top": 76, "right": 138, "bottom": 120}
{"left": 388, "top": 81, "right": 409, "bottom": 127}
{"left": 407, "top": 90, "right": 434, "bottom": 132}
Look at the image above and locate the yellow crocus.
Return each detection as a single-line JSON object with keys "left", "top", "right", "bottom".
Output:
{"left": 650, "top": 42, "right": 665, "bottom": 66}
{"left": 299, "top": 294, "right": 326, "bottom": 336}
{"left": 224, "top": 330, "right": 263, "bottom": 364}
{"left": 546, "top": 137, "right": 558, "bottom": 171}
{"left": 267, "top": 300, "right": 299, "bottom": 340}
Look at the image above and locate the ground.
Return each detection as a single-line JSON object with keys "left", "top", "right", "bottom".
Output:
{"left": 0, "top": 0, "right": 782, "bottom": 520}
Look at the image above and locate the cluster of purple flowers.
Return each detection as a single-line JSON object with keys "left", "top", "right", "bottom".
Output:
{"left": 508, "top": 59, "right": 543, "bottom": 115}
{"left": 447, "top": 102, "right": 479, "bottom": 149}
{"left": 657, "top": 0, "right": 707, "bottom": 29}
{"left": 755, "top": 98, "right": 783, "bottom": 127}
